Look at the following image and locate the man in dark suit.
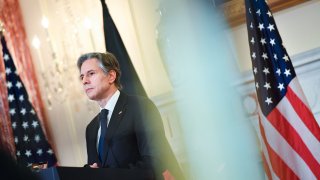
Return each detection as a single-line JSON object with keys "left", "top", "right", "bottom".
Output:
{"left": 77, "top": 52, "right": 184, "bottom": 179}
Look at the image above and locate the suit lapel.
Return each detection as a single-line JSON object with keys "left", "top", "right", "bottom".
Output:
{"left": 89, "top": 116, "right": 101, "bottom": 166}
{"left": 101, "top": 92, "right": 127, "bottom": 166}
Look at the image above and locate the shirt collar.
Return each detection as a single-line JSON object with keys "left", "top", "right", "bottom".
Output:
{"left": 100, "top": 90, "right": 120, "bottom": 112}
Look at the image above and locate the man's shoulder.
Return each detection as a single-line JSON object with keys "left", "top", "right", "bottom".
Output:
{"left": 86, "top": 114, "right": 99, "bottom": 128}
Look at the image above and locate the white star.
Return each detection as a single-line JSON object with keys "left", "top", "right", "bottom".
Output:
{"left": 250, "top": 22, "right": 253, "bottom": 29}
{"left": 6, "top": 81, "right": 13, "bottom": 89}
{"left": 265, "top": 97, "right": 273, "bottom": 105}
{"left": 5, "top": 68, "right": 12, "bottom": 75}
{"left": 3, "top": 54, "right": 9, "bottom": 61}
{"left": 263, "top": 67, "right": 270, "bottom": 75}
{"left": 47, "top": 149, "right": 53, "bottom": 155}
{"left": 258, "top": 23, "right": 264, "bottom": 31}
{"left": 278, "top": 83, "right": 285, "bottom": 91}
{"left": 276, "top": 68, "right": 281, "bottom": 76}
{"left": 22, "top": 121, "right": 29, "bottom": 129}
{"left": 32, "top": 121, "right": 39, "bottom": 128}
{"left": 16, "top": 81, "right": 22, "bottom": 89}
{"left": 20, "top": 108, "right": 27, "bottom": 115}
{"left": 9, "top": 108, "right": 16, "bottom": 116}
{"left": 249, "top": 8, "right": 252, "bottom": 14}
{"left": 14, "top": 136, "right": 18, "bottom": 144}
{"left": 12, "top": 122, "right": 17, "bottom": 129}
{"left": 283, "top": 54, "right": 289, "bottom": 62}
{"left": 251, "top": 52, "right": 256, "bottom": 59}
{"left": 262, "top": 53, "right": 268, "bottom": 60}
{"left": 256, "top": 9, "right": 261, "bottom": 16}
{"left": 250, "top": 37, "right": 255, "bottom": 44}
{"left": 19, "top": 95, "right": 24, "bottom": 102}
{"left": 8, "top": 94, "right": 15, "bottom": 102}
{"left": 23, "top": 135, "right": 29, "bottom": 142}
{"left": 267, "top": 11, "right": 272, "bottom": 17}
{"left": 34, "top": 135, "right": 41, "bottom": 143}
{"left": 30, "top": 109, "right": 35, "bottom": 114}
{"left": 273, "top": 54, "right": 278, "bottom": 60}
{"left": 267, "top": 24, "right": 275, "bottom": 32}
{"left": 25, "top": 150, "right": 32, "bottom": 157}
{"left": 16, "top": 150, "right": 21, "bottom": 156}
{"left": 260, "top": 38, "right": 266, "bottom": 45}
{"left": 256, "top": 82, "right": 259, "bottom": 89}
{"left": 253, "top": 67, "right": 258, "bottom": 74}
{"left": 37, "top": 149, "right": 43, "bottom": 156}
{"left": 270, "top": 39, "right": 276, "bottom": 46}
{"left": 284, "top": 69, "right": 291, "bottom": 77}
{"left": 264, "top": 82, "right": 271, "bottom": 90}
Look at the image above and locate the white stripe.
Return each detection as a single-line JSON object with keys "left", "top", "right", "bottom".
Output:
{"left": 288, "top": 78, "right": 310, "bottom": 108}
{"left": 257, "top": 109, "right": 280, "bottom": 180}
{"left": 260, "top": 129, "right": 280, "bottom": 180}
{"left": 277, "top": 97, "right": 320, "bottom": 163}
{"left": 260, "top": 112, "right": 316, "bottom": 179}
{"left": 258, "top": 106, "right": 279, "bottom": 180}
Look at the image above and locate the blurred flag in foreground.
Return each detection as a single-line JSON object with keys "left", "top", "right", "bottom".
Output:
{"left": 245, "top": 0, "right": 320, "bottom": 179}
{"left": 157, "top": 0, "right": 264, "bottom": 179}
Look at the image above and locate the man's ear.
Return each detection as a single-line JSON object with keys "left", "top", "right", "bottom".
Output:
{"left": 108, "top": 70, "right": 117, "bottom": 84}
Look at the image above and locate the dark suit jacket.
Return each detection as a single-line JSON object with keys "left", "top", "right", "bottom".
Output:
{"left": 85, "top": 92, "right": 184, "bottom": 179}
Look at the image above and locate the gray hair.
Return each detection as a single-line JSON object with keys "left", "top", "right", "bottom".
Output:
{"left": 77, "top": 52, "right": 122, "bottom": 89}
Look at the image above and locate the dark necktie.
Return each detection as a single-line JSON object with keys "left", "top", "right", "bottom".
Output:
{"left": 98, "top": 109, "right": 109, "bottom": 162}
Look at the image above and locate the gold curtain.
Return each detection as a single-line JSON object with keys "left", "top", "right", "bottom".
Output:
{"left": 0, "top": 0, "right": 56, "bottom": 157}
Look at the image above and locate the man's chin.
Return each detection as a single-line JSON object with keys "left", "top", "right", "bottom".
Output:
{"left": 86, "top": 94, "right": 97, "bottom": 101}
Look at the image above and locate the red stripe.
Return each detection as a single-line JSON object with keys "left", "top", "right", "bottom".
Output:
{"left": 259, "top": 117, "right": 299, "bottom": 180}
{"left": 261, "top": 152, "right": 272, "bottom": 180}
{"left": 268, "top": 108, "right": 320, "bottom": 178}
{"left": 286, "top": 86, "right": 320, "bottom": 141}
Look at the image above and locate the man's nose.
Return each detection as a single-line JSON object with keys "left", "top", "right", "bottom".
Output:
{"left": 82, "top": 76, "right": 89, "bottom": 84}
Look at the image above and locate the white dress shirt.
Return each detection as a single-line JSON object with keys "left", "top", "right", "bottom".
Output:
{"left": 96, "top": 90, "right": 120, "bottom": 150}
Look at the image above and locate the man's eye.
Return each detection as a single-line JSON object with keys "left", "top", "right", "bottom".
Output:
{"left": 89, "top": 72, "right": 95, "bottom": 76}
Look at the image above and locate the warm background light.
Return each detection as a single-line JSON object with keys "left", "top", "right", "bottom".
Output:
{"left": 41, "top": 16, "right": 49, "bottom": 29}
{"left": 83, "top": 17, "right": 92, "bottom": 30}
{"left": 32, "top": 36, "right": 40, "bottom": 49}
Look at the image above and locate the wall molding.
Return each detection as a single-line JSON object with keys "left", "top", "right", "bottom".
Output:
{"left": 219, "top": 0, "right": 308, "bottom": 27}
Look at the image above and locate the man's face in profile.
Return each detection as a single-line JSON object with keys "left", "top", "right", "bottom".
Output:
{"left": 80, "top": 58, "right": 112, "bottom": 101}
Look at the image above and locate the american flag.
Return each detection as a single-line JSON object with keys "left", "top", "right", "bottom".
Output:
{"left": 1, "top": 36, "right": 57, "bottom": 167}
{"left": 245, "top": 0, "right": 320, "bottom": 179}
